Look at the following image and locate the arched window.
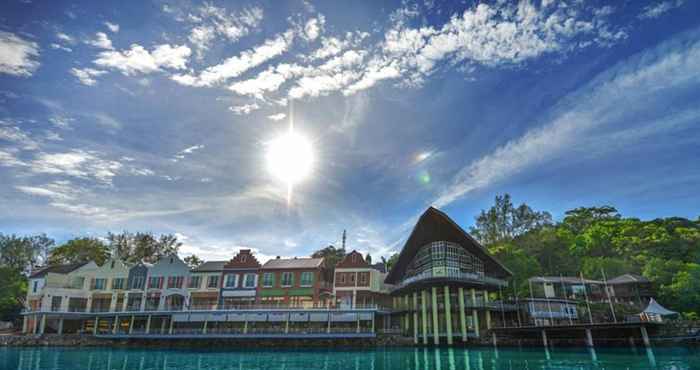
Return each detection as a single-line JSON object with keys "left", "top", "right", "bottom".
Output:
{"left": 404, "top": 241, "right": 484, "bottom": 279}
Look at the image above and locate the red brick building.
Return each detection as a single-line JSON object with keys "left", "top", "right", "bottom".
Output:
{"left": 257, "top": 257, "right": 333, "bottom": 308}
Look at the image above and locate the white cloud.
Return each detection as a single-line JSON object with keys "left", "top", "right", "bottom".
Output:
{"left": 172, "top": 31, "right": 294, "bottom": 87}
{"left": 16, "top": 181, "right": 78, "bottom": 201}
{"left": 50, "top": 43, "right": 72, "bottom": 52}
{"left": 56, "top": 32, "right": 74, "bottom": 44}
{"left": 49, "top": 115, "right": 74, "bottom": 130}
{"left": 229, "top": 103, "right": 260, "bottom": 115}
{"left": 432, "top": 27, "right": 700, "bottom": 208}
{"left": 172, "top": 144, "right": 205, "bottom": 161}
{"left": 105, "top": 21, "right": 120, "bottom": 33}
{"left": 70, "top": 67, "right": 107, "bottom": 86}
{"left": 302, "top": 15, "right": 325, "bottom": 41}
{"left": 187, "top": 5, "right": 263, "bottom": 57}
{"left": 0, "top": 125, "right": 40, "bottom": 150}
{"left": 639, "top": 0, "right": 684, "bottom": 19}
{"left": 0, "top": 31, "right": 40, "bottom": 77}
{"left": 86, "top": 32, "right": 114, "bottom": 50}
{"left": 29, "top": 150, "right": 123, "bottom": 185}
{"left": 0, "top": 149, "right": 26, "bottom": 167}
{"left": 95, "top": 44, "right": 191, "bottom": 75}
{"left": 268, "top": 113, "right": 286, "bottom": 121}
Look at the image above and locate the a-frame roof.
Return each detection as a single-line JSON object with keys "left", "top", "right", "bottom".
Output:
{"left": 385, "top": 207, "right": 512, "bottom": 284}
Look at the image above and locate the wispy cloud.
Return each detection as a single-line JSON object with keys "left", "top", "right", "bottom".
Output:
{"left": 95, "top": 43, "right": 191, "bottom": 75}
{"left": 639, "top": 0, "right": 685, "bottom": 19}
{"left": 432, "top": 27, "right": 700, "bottom": 208}
{"left": 86, "top": 32, "right": 114, "bottom": 50}
{"left": 71, "top": 67, "right": 107, "bottom": 86}
{"left": 104, "top": 21, "right": 120, "bottom": 33}
{"left": 0, "top": 31, "right": 40, "bottom": 77}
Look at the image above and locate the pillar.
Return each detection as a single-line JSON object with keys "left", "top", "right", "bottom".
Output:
{"left": 492, "top": 332, "right": 497, "bottom": 347}
{"left": 458, "top": 287, "right": 467, "bottom": 342}
{"left": 352, "top": 290, "right": 357, "bottom": 308}
{"left": 356, "top": 315, "right": 361, "bottom": 333}
{"left": 431, "top": 287, "right": 439, "bottom": 345}
{"left": 640, "top": 326, "right": 651, "bottom": 348}
{"left": 444, "top": 286, "right": 453, "bottom": 345}
{"left": 169, "top": 317, "right": 174, "bottom": 334}
{"left": 327, "top": 313, "right": 332, "bottom": 333}
{"left": 39, "top": 315, "right": 46, "bottom": 335}
{"left": 371, "top": 312, "right": 375, "bottom": 333}
{"left": 585, "top": 328, "right": 594, "bottom": 347}
{"left": 22, "top": 316, "right": 28, "bottom": 334}
{"left": 57, "top": 318, "right": 64, "bottom": 335}
{"left": 471, "top": 288, "right": 479, "bottom": 338}
{"left": 160, "top": 317, "right": 167, "bottom": 334}
{"left": 32, "top": 315, "right": 38, "bottom": 334}
{"left": 243, "top": 320, "right": 248, "bottom": 334}
{"left": 113, "top": 316, "right": 119, "bottom": 334}
{"left": 128, "top": 316, "right": 134, "bottom": 334}
{"left": 421, "top": 290, "right": 428, "bottom": 345}
{"left": 484, "top": 290, "right": 491, "bottom": 330}
{"left": 93, "top": 316, "right": 99, "bottom": 335}
{"left": 542, "top": 330, "right": 548, "bottom": 348}
{"left": 413, "top": 292, "right": 419, "bottom": 344}
{"left": 145, "top": 315, "right": 151, "bottom": 334}
{"left": 286, "top": 315, "right": 290, "bottom": 334}
{"left": 203, "top": 319, "right": 208, "bottom": 334}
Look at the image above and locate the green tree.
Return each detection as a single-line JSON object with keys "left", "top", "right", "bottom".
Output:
{"left": 384, "top": 253, "right": 399, "bottom": 271}
{"left": 183, "top": 254, "right": 203, "bottom": 268}
{"left": 48, "top": 237, "right": 110, "bottom": 266}
{"left": 562, "top": 206, "right": 620, "bottom": 234}
{"left": 311, "top": 245, "right": 346, "bottom": 270}
{"left": 0, "top": 233, "right": 54, "bottom": 273}
{"left": 365, "top": 253, "right": 372, "bottom": 264}
{"left": 0, "top": 266, "right": 27, "bottom": 322}
{"left": 470, "top": 194, "right": 552, "bottom": 245}
{"left": 106, "top": 231, "right": 182, "bottom": 264}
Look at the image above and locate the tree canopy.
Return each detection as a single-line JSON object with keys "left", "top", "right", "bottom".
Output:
{"left": 311, "top": 245, "right": 346, "bottom": 269}
{"left": 48, "top": 237, "right": 110, "bottom": 266}
{"left": 106, "top": 231, "right": 182, "bottom": 264}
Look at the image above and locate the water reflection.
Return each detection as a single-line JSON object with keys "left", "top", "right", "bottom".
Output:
{"left": 2, "top": 345, "right": 697, "bottom": 370}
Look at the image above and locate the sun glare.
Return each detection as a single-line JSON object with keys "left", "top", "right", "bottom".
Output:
{"left": 265, "top": 129, "right": 314, "bottom": 197}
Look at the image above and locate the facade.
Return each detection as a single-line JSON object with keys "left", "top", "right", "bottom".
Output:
{"left": 607, "top": 274, "right": 654, "bottom": 306}
{"left": 528, "top": 276, "right": 606, "bottom": 302}
{"left": 384, "top": 207, "right": 513, "bottom": 345}
{"left": 333, "top": 250, "right": 390, "bottom": 308}
{"left": 220, "top": 249, "right": 261, "bottom": 308}
{"left": 125, "top": 262, "right": 149, "bottom": 311}
{"left": 145, "top": 254, "right": 190, "bottom": 311}
{"left": 520, "top": 298, "right": 580, "bottom": 326}
{"left": 257, "top": 257, "right": 332, "bottom": 308}
{"left": 89, "top": 257, "right": 130, "bottom": 313}
{"left": 189, "top": 261, "right": 225, "bottom": 310}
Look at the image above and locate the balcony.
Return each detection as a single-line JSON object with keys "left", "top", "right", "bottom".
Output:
{"left": 393, "top": 270, "right": 508, "bottom": 291}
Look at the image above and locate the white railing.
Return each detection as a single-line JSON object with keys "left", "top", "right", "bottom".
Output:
{"left": 394, "top": 270, "right": 508, "bottom": 290}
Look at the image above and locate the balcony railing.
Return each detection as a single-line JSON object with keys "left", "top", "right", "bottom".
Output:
{"left": 393, "top": 270, "right": 508, "bottom": 291}
{"left": 23, "top": 304, "right": 380, "bottom": 315}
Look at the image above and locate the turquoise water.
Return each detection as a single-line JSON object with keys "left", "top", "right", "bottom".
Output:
{"left": 0, "top": 346, "right": 698, "bottom": 370}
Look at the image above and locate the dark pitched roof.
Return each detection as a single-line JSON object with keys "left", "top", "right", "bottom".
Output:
{"left": 262, "top": 257, "right": 324, "bottom": 269}
{"left": 191, "top": 261, "right": 227, "bottom": 272}
{"left": 607, "top": 274, "right": 650, "bottom": 284}
{"left": 385, "top": 207, "right": 512, "bottom": 284}
{"left": 29, "top": 262, "right": 87, "bottom": 278}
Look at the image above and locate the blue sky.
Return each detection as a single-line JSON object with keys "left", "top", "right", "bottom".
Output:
{"left": 1, "top": 0, "right": 699, "bottom": 262}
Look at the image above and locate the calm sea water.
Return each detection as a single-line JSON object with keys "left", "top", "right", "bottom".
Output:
{"left": 0, "top": 346, "right": 698, "bottom": 370}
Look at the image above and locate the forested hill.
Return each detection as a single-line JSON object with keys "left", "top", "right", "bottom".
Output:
{"left": 471, "top": 194, "right": 700, "bottom": 317}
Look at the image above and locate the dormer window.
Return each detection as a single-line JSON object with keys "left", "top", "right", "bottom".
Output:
{"left": 241, "top": 255, "right": 247, "bottom": 263}
{"left": 170, "top": 257, "right": 174, "bottom": 264}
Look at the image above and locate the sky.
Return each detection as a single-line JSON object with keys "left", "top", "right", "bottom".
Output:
{"left": 1, "top": 0, "right": 699, "bottom": 263}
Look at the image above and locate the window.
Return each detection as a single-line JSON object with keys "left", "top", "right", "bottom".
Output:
{"left": 130, "top": 276, "right": 145, "bottom": 290}
{"left": 110, "top": 260, "right": 115, "bottom": 269}
{"left": 300, "top": 272, "right": 314, "bottom": 287}
{"left": 225, "top": 274, "right": 238, "bottom": 288}
{"left": 349, "top": 273, "right": 355, "bottom": 284}
{"left": 111, "top": 278, "right": 125, "bottom": 290}
{"left": 188, "top": 275, "right": 201, "bottom": 289}
{"left": 359, "top": 273, "right": 368, "bottom": 285}
{"left": 339, "top": 273, "right": 345, "bottom": 284}
{"left": 262, "top": 272, "right": 274, "bottom": 288}
{"left": 168, "top": 276, "right": 184, "bottom": 289}
{"left": 51, "top": 296, "right": 62, "bottom": 312}
{"left": 207, "top": 275, "right": 219, "bottom": 288}
{"left": 244, "top": 273, "right": 256, "bottom": 288}
{"left": 281, "top": 272, "right": 294, "bottom": 287}
{"left": 92, "top": 278, "right": 106, "bottom": 290}
{"left": 148, "top": 276, "right": 163, "bottom": 289}
{"left": 32, "top": 280, "right": 38, "bottom": 293}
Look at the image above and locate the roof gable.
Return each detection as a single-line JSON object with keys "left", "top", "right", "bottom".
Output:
{"left": 223, "top": 249, "right": 261, "bottom": 269}
{"left": 29, "top": 262, "right": 87, "bottom": 278}
{"left": 336, "top": 250, "right": 370, "bottom": 269}
{"left": 385, "top": 207, "right": 512, "bottom": 284}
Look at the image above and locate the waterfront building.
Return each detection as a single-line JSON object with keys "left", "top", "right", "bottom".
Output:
{"left": 384, "top": 207, "right": 513, "bottom": 345}
{"left": 220, "top": 249, "right": 261, "bottom": 308}
{"left": 125, "top": 261, "right": 150, "bottom": 311}
{"left": 520, "top": 298, "right": 580, "bottom": 326}
{"left": 333, "top": 250, "right": 390, "bottom": 308}
{"left": 145, "top": 254, "right": 190, "bottom": 311}
{"left": 257, "top": 257, "right": 333, "bottom": 308}
{"left": 528, "top": 276, "right": 606, "bottom": 302}
{"left": 24, "top": 263, "right": 88, "bottom": 333}
{"left": 188, "top": 261, "right": 225, "bottom": 309}
{"left": 607, "top": 274, "right": 654, "bottom": 307}
{"left": 89, "top": 257, "right": 130, "bottom": 313}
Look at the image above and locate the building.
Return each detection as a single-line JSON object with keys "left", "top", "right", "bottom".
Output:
{"left": 220, "top": 249, "right": 261, "bottom": 308}
{"left": 333, "top": 250, "right": 390, "bottom": 308}
{"left": 125, "top": 261, "right": 149, "bottom": 311}
{"left": 257, "top": 257, "right": 332, "bottom": 308}
{"left": 528, "top": 276, "right": 607, "bottom": 302}
{"left": 520, "top": 298, "right": 580, "bottom": 326}
{"left": 384, "top": 207, "right": 513, "bottom": 345}
{"left": 189, "top": 261, "right": 226, "bottom": 310}
{"left": 607, "top": 274, "right": 654, "bottom": 307}
{"left": 145, "top": 254, "right": 190, "bottom": 311}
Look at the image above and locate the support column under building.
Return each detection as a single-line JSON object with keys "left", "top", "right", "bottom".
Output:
{"left": 444, "top": 286, "right": 453, "bottom": 345}
{"left": 421, "top": 290, "right": 428, "bottom": 345}
{"left": 431, "top": 287, "right": 439, "bottom": 345}
{"left": 585, "top": 328, "right": 594, "bottom": 347}
{"left": 542, "top": 330, "right": 549, "bottom": 348}
{"left": 22, "top": 316, "right": 28, "bottom": 334}
{"left": 484, "top": 290, "right": 491, "bottom": 330}
{"left": 640, "top": 326, "right": 651, "bottom": 348}
{"left": 413, "top": 292, "right": 419, "bottom": 344}
{"left": 145, "top": 315, "right": 151, "bottom": 334}
{"left": 471, "top": 288, "right": 479, "bottom": 338}
{"left": 128, "top": 316, "right": 134, "bottom": 334}
{"left": 458, "top": 287, "right": 467, "bottom": 342}
{"left": 57, "top": 318, "right": 64, "bottom": 335}
{"left": 39, "top": 315, "right": 46, "bottom": 335}
{"left": 113, "top": 316, "right": 119, "bottom": 334}
{"left": 93, "top": 316, "right": 99, "bottom": 335}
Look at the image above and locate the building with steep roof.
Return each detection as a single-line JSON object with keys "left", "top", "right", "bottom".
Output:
{"left": 333, "top": 250, "right": 390, "bottom": 309}
{"left": 189, "top": 260, "right": 226, "bottom": 309}
{"left": 384, "top": 207, "right": 513, "bottom": 345}
{"left": 220, "top": 249, "right": 261, "bottom": 308}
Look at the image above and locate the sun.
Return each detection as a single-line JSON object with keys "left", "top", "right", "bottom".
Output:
{"left": 265, "top": 129, "right": 314, "bottom": 195}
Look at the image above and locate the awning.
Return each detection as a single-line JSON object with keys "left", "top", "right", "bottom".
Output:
{"left": 643, "top": 298, "right": 678, "bottom": 316}
{"left": 190, "top": 292, "right": 218, "bottom": 299}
